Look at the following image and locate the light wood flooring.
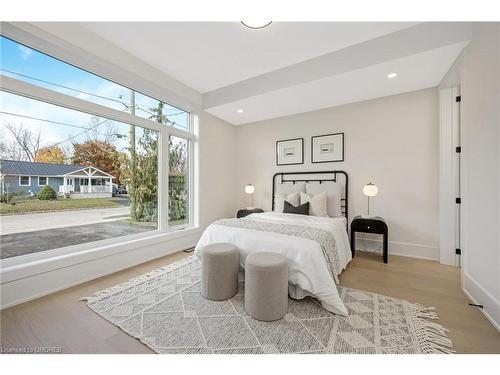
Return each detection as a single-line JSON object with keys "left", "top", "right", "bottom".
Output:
{"left": 1, "top": 251, "right": 499, "bottom": 354}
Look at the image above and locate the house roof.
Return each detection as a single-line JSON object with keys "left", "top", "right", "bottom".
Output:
{"left": 0, "top": 160, "right": 114, "bottom": 177}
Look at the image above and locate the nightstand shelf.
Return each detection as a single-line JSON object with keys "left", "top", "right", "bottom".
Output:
{"left": 350, "top": 215, "right": 388, "bottom": 263}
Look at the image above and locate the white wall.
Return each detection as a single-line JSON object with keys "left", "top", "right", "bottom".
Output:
{"left": 459, "top": 23, "right": 500, "bottom": 329}
{"left": 198, "top": 111, "right": 238, "bottom": 227}
{"left": 235, "top": 88, "right": 440, "bottom": 260}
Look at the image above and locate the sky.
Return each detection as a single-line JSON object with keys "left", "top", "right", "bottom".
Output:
{"left": 0, "top": 35, "right": 189, "bottom": 158}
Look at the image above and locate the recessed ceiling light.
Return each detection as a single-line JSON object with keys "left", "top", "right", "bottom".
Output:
{"left": 241, "top": 21, "right": 272, "bottom": 29}
{"left": 387, "top": 73, "right": 398, "bottom": 79}
{"left": 237, "top": 109, "right": 244, "bottom": 113}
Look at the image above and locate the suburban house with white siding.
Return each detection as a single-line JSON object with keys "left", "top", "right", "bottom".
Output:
{"left": 0, "top": 160, "right": 115, "bottom": 198}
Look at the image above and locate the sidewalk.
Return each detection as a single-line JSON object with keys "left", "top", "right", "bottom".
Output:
{"left": 0, "top": 206, "right": 131, "bottom": 235}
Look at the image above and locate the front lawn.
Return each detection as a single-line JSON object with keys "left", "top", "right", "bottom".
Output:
{"left": 0, "top": 198, "right": 122, "bottom": 215}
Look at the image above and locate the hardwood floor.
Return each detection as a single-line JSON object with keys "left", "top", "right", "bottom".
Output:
{"left": 1, "top": 251, "right": 499, "bottom": 354}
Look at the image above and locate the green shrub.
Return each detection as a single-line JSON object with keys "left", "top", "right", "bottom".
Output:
{"left": 0, "top": 190, "right": 25, "bottom": 203}
{"left": 37, "top": 185, "right": 57, "bottom": 200}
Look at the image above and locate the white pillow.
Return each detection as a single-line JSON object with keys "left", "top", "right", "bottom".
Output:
{"left": 300, "top": 192, "right": 328, "bottom": 217}
{"left": 274, "top": 191, "right": 300, "bottom": 212}
{"left": 306, "top": 182, "right": 343, "bottom": 217}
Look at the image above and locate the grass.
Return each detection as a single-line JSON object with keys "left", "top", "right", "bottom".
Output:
{"left": 0, "top": 198, "right": 122, "bottom": 215}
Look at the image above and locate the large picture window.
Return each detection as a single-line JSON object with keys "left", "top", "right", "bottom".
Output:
{"left": 0, "top": 36, "right": 188, "bottom": 129}
{"left": 0, "top": 35, "right": 194, "bottom": 261}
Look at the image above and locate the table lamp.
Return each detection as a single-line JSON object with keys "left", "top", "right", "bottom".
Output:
{"left": 362, "top": 182, "right": 378, "bottom": 218}
{"left": 245, "top": 184, "right": 255, "bottom": 209}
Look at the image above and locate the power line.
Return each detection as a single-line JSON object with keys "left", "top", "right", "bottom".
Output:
{"left": 1, "top": 69, "right": 188, "bottom": 116}
{"left": 0, "top": 68, "right": 130, "bottom": 109}
{"left": 1, "top": 69, "right": 188, "bottom": 130}
{"left": 0, "top": 110, "right": 113, "bottom": 135}
{"left": 41, "top": 117, "right": 112, "bottom": 149}
{"left": 135, "top": 103, "right": 185, "bottom": 117}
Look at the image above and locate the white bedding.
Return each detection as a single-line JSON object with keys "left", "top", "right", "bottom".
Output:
{"left": 194, "top": 212, "right": 352, "bottom": 316}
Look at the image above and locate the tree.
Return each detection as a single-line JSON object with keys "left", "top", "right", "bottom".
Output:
{"left": 121, "top": 128, "right": 158, "bottom": 222}
{"left": 0, "top": 128, "right": 24, "bottom": 161}
{"left": 2, "top": 123, "right": 42, "bottom": 161}
{"left": 35, "top": 146, "right": 65, "bottom": 164}
{"left": 121, "top": 98, "right": 161, "bottom": 223}
{"left": 72, "top": 140, "right": 122, "bottom": 185}
{"left": 168, "top": 137, "right": 188, "bottom": 222}
{"left": 87, "top": 116, "right": 121, "bottom": 143}
{"left": 121, "top": 99, "right": 190, "bottom": 223}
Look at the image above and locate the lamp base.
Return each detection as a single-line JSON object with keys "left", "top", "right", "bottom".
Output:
{"left": 360, "top": 214, "right": 376, "bottom": 219}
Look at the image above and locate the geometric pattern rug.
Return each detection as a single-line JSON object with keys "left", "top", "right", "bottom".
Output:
{"left": 80, "top": 255, "right": 454, "bottom": 354}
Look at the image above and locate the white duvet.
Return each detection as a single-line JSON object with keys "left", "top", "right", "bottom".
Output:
{"left": 194, "top": 212, "right": 352, "bottom": 316}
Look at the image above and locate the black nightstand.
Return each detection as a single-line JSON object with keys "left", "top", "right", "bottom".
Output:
{"left": 237, "top": 208, "right": 264, "bottom": 218}
{"left": 350, "top": 215, "right": 388, "bottom": 263}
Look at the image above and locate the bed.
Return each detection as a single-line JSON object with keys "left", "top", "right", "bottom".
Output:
{"left": 195, "top": 171, "right": 352, "bottom": 316}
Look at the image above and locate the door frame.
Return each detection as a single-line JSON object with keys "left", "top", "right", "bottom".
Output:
{"left": 439, "top": 86, "right": 461, "bottom": 266}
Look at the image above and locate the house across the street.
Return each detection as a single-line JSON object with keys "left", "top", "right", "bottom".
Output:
{"left": 0, "top": 159, "right": 115, "bottom": 198}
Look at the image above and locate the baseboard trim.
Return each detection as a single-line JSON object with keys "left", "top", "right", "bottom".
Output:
{"left": 462, "top": 272, "right": 500, "bottom": 332}
{"left": 355, "top": 237, "right": 439, "bottom": 261}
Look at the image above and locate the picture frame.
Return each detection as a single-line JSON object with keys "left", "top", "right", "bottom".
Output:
{"left": 276, "top": 138, "right": 304, "bottom": 166}
{"left": 311, "top": 133, "right": 344, "bottom": 163}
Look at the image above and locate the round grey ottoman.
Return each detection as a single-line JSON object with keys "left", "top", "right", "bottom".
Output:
{"left": 244, "top": 252, "right": 288, "bottom": 321}
{"left": 201, "top": 243, "right": 240, "bottom": 301}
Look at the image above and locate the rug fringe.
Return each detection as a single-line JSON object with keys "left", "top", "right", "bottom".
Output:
{"left": 79, "top": 255, "right": 198, "bottom": 303}
{"left": 411, "top": 305, "right": 455, "bottom": 354}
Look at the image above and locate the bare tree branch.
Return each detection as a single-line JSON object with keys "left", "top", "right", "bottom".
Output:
{"left": 87, "top": 116, "right": 120, "bottom": 144}
{"left": 3, "top": 123, "right": 42, "bottom": 162}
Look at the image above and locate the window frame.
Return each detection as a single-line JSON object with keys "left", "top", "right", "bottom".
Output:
{"left": 1, "top": 49, "right": 196, "bottom": 264}
{"left": 167, "top": 135, "right": 194, "bottom": 231}
{"left": 2, "top": 76, "right": 195, "bottom": 229}
{"left": 37, "top": 176, "right": 47, "bottom": 186}
{"left": 19, "top": 175, "right": 31, "bottom": 186}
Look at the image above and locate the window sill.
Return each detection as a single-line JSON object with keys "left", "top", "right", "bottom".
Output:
{"left": 0, "top": 226, "right": 202, "bottom": 285}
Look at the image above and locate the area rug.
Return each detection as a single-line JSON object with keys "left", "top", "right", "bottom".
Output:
{"left": 80, "top": 255, "right": 454, "bottom": 354}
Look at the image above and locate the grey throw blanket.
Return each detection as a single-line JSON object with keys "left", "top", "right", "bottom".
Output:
{"left": 214, "top": 217, "right": 341, "bottom": 283}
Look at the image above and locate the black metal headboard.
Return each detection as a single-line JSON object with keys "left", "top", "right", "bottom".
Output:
{"left": 272, "top": 171, "right": 349, "bottom": 222}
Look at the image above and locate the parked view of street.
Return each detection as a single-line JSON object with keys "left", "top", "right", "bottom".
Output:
{"left": 0, "top": 196, "right": 156, "bottom": 259}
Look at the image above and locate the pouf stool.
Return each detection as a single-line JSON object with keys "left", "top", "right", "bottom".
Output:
{"left": 201, "top": 243, "right": 240, "bottom": 301}
{"left": 244, "top": 252, "right": 288, "bottom": 321}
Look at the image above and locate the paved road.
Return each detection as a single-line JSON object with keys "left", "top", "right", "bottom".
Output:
{"left": 0, "top": 206, "right": 131, "bottom": 235}
{"left": 0, "top": 221, "right": 155, "bottom": 259}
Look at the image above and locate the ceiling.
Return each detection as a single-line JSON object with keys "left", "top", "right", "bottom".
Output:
{"left": 34, "top": 22, "right": 472, "bottom": 125}
{"left": 207, "top": 42, "right": 468, "bottom": 125}
{"left": 81, "top": 22, "right": 417, "bottom": 93}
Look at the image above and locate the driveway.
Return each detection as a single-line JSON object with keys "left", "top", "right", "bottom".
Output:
{"left": 0, "top": 206, "right": 131, "bottom": 235}
{"left": 0, "top": 221, "right": 154, "bottom": 259}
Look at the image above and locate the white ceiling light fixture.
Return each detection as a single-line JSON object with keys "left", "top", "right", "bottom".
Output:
{"left": 237, "top": 109, "right": 244, "bottom": 113}
{"left": 387, "top": 72, "right": 398, "bottom": 79}
{"left": 241, "top": 20, "right": 272, "bottom": 30}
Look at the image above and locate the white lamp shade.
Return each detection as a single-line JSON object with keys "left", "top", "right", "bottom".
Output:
{"left": 363, "top": 183, "right": 378, "bottom": 197}
{"left": 244, "top": 184, "right": 255, "bottom": 194}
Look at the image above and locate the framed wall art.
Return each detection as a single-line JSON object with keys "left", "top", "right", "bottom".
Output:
{"left": 276, "top": 138, "right": 304, "bottom": 166}
{"left": 311, "top": 133, "right": 344, "bottom": 163}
